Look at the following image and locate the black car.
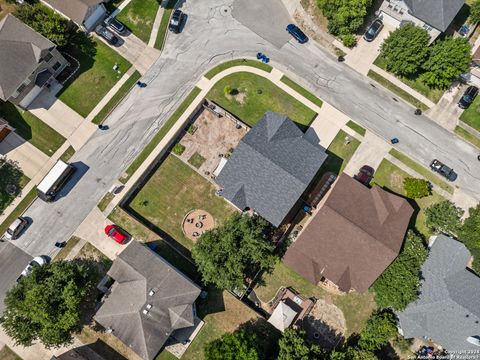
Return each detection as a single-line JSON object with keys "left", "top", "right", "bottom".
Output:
{"left": 169, "top": 9, "right": 186, "bottom": 33}
{"left": 105, "top": 17, "right": 126, "bottom": 35}
{"left": 458, "top": 86, "right": 478, "bottom": 109}
{"left": 95, "top": 25, "right": 119, "bottom": 45}
{"left": 430, "top": 159, "right": 457, "bottom": 182}
{"left": 363, "top": 19, "right": 383, "bottom": 42}
{"left": 286, "top": 24, "right": 308, "bottom": 44}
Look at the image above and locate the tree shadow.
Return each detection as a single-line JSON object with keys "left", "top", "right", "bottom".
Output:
{"left": 0, "top": 158, "right": 25, "bottom": 211}
{"left": 195, "top": 287, "right": 226, "bottom": 318}
{"left": 238, "top": 318, "right": 281, "bottom": 360}
{"left": 0, "top": 101, "right": 33, "bottom": 142}
{"left": 62, "top": 340, "right": 128, "bottom": 360}
{"left": 303, "top": 314, "right": 345, "bottom": 350}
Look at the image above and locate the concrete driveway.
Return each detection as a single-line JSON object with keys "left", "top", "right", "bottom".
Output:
{"left": 426, "top": 82, "right": 464, "bottom": 131}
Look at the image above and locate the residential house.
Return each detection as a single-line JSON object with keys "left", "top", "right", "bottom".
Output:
{"left": 41, "top": 0, "right": 107, "bottom": 32}
{"left": 461, "top": 39, "right": 480, "bottom": 86}
{"left": 95, "top": 241, "right": 202, "bottom": 360}
{"left": 397, "top": 235, "right": 480, "bottom": 352}
{"left": 216, "top": 112, "right": 328, "bottom": 227}
{"left": 283, "top": 174, "right": 413, "bottom": 293}
{"left": 0, "top": 118, "right": 14, "bottom": 142}
{"left": 0, "top": 14, "right": 68, "bottom": 108}
{"left": 378, "top": 0, "right": 464, "bottom": 43}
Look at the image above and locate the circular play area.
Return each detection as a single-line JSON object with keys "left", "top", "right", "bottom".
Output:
{"left": 182, "top": 210, "right": 215, "bottom": 241}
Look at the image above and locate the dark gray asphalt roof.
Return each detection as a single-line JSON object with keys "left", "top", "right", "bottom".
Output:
{"left": 404, "top": 0, "right": 464, "bottom": 31}
{"left": 0, "top": 241, "right": 32, "bottom": 314}
{"left": 0, "top": 15, "right": 53, "bottom": 101}
{"left": 216, "top": 112, "right": 327, "bottom": 227}
{"left": 95, "top": 241, "right": 201, "bottom": 360}
{"left": 397, "top": 235, "right": 480, "bottom": 352}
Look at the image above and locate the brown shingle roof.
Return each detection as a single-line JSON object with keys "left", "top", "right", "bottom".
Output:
{"left": 283, "top": 174, "right": 413, "bottom": 293}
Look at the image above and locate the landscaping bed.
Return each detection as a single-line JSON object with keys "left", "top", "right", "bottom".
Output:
{"left": 207, "top": 72, "right": 317, "bottom": 128}
{"left": 459, "top": 96, "right": 480, "bottom": 132}
{"left": 58, "top": 37, "right": 132, "bottom": 117}
{"left": 116, "top": 0, "right": 159, "bottom": 43}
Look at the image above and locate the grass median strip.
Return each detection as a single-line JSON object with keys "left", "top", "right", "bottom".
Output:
{"left": 54, "top": 236, "right": 82, "bottom": 261}
{"left": 92, "top": 71, "right": 141, "bottom": 125}
{"left": 280, "top": 75, "right": 323, "bottom": 108}
{"left": 204, "top": 59, "right": 273, "bottom": 80}
{"left": 0, "top": 187, "right": 37, "bottom": 235}
{"left": 59, "top": 146, "right": 75, "bottom": 162}
{"left": 98, "top": 192, "right": 115, "bottom": 212}
{"left": 455, "top": 126, "right": 480, "bottom": 149}
{"left": 346, "top": 120, "right": 366, "bottom": 136}
{"left": 389, "top": 148, "right": 454, "bottom": 194}
{"left": 154, "top": 0, "right": 177, "bottom": 50}
{"left": 119, "top": 86, "right": 202, "bottom": 183}
{"left": 367, "top": 70, "right": 429, "bottom": 112}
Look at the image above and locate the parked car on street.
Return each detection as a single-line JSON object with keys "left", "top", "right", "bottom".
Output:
{"left": 169, "top": 9, "right": 186, "bottom": 33}
{"left": 104, "top": 224, "right": 129, "bottom": 245}
{"left": 458, "top": 86, "right": 478, "bottom": 109}
{"left": 19, "top": 256, "right": 49, "bottom": 279}
{"left": 105, "top": 17, "right": 126, "bottom": 35}
{"left": 354, "top": 165, "right": 375, "bottom": 186}
{"left": 95, "top": 25, "right": 119, "bottom": 45}
{"left": 3, "top": 217, "right": 28, "bottom": 240}
{"left": 363, "top": 19, "right": 383, "bottom": 42}
{"left": 286, "top": 24, "right": 308, "bottom": 44}
{"left": 430, "top": 159, "right": 457, "bottom": 182}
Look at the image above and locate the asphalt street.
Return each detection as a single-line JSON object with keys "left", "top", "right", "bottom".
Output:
{"left": 11, "top": 0, "right": 480, "bottom": 258}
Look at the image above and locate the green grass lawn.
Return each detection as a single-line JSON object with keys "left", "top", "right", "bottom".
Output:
{"left": 92, "top": 70, "right": 141, "bottom": 124}
{"left": 207, "top": 72, "right": 316, "bottom": 128}
{"left": 0, "top": 102, "right": 65, "bottom": 155}
{"left": 0, "top": 160, "right": 29, "bottom": 214}
{"left": 346, "top": 120, "right": 366, "bottom": 136}
{"left": 372, "top": 159, "right": 445, "bottom": 237}
{"left": 116, "top": 0, "right": 159, "bottom": 43}
{"left": 374, "top": 56, "right": 444, "bottom": 104}
{"left": 59, "top": 145, "right": 75, "bottom": 162}
{"left": 459, "top": 96, "right": 480, "bottom": 132}
{"left": 280, "top": 75, "right": 323, "bottom": 108}
{"left": 255, "top": 262, "right": 376, "bottom": 337}
{"left": 54, "top": 236, "right": 82, "bottom": 261}
{"left": 154, "top": 0, "right": 176, "bottom": 50}
{"left": 455, "top": 126, "right": 480, "bottom": 148}
{"left": 320, "top": 130, "right": 361, "bottom": 175}
{"left": 0, "top": 346, "right": 22, "bottom": 360}
{"left": 388, "top": 149, "right": 454, "bottom": 194}
{"left": 128, "top": 155, "right": 236, "bottom": 250}
{"left": 120, "top": 86, "right": 201, "bottom": 183}
{"left": 367, "top": 70, "right": 430, "bottom": 111}
{"left": 0, "top": 187, "right": 36, "bottom": 235}
{"left": 58, "top": 37, "right": 132, "bottom": 117}
{"left": 188, "top": 152, "right": 206, "bottom": 169}
{"left": 97, "top": 192, "right": 115, "bottom": 212}
{"left": 204, "top": 59, "right": 273, "bottom": 80}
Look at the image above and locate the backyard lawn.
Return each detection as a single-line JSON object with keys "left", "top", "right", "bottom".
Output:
{"left": 0, "top": 159, "right": 29, "bottom": 214}
{"left": 320, "top": 129, "right": 361, "bottom": 175}
{"left": 128, "top": 155, "right": 236, "bottom": 250}
{"left": 372, "top": 159, "right": 445, "bottom": 237}
{"left": 0, "top": 102, "right": 65, "bottom": 155}
{"left": 255, "top": 262, "right": 376, "bottom": 337}
{"left": 58, "top": 37, "right": 131, "bottom": 117}
{"left": 116, "top": 0, "right": 159, "bottom": 43}
{"left": 207, "top": 72, "right": 317, "bottom": 128}
{"left": 460, "top": 96, "right": 480, "bottom": 132}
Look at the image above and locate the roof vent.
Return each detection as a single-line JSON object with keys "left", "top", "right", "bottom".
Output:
{"left": 142, "top": 309, "right": 149, "bottom": 315}
{"left": 149, "top": 289, "right": 156, "bottom": 296}
{"left": 146, "top": 304, "right": 152, "bottom": 310}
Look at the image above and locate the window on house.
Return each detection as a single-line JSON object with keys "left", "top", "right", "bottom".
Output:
{"left": 42, "top": 52, "right": 53, "bottom": 63}
{"left": 52, "top": 62, "right": 61, "bottom": 71}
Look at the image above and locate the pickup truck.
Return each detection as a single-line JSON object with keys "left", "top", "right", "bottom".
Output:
{"left": 430, "top": 159, "right": 457, "bottom": 182}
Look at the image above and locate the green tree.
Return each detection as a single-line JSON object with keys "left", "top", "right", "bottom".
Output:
{"left": 204, "top": 330, "right": 259, "bottom": 360}
{"left": 420, "top": 37, "right": 472, "bottom": 89}
{"left": 425, "top": 200, "right": 464, "bottom": 236}
{"left": 358, "top": 311, "right": 397, "bottom": 351}
{"left": 470, "top": 0, "right": 480, "bottom": 24}
{"left": 330, "top": 348, "right": 378, "bottom": 360}
{"left": 403, "top": 177, "right": 430, "bottom": 199}
{"left": 1, "top": 260, "right": 98, "bottom": 348}
{"left": 460, "top": 203, "right": 480, "bottom": 271}
{"left": 342, "top": 34, "right": 357, "bottom": 48}
{"left": 192, "top": 214, "right": 276, "bottom": 290}
{"left": 372, "top": 230, "right": 428, "bottom": 310}
{"left": 379, "top": 24, "right": 430, "bottom": 77}
{"left": 15, "top": 3, "right": 72, "bottom": 46}
{"left": 278, "top": 329, "right": 322, "bottom": 360}
{"left": 317, "top": 0, "right": 372, "bottom": 35}
{"left": 0, "top": 159, "right": 25, "bottom": 213}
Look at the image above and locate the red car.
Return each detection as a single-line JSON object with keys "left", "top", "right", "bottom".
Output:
{"left": 354, "top": 165, "right": 375, "bottom": 186}
{"left": 104, "top": 225, "right": 129, "bottom": 244}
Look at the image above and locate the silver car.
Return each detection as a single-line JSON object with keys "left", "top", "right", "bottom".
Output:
{"left": 3, "top": 217, "right": 28, "bottom": 240}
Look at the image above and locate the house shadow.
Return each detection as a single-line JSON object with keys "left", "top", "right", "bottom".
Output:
{"left": 303, "top": 314, "right": 345, "bottom": 350}
{"left": 57, "top": 340, "right": 128, "bottom": 360}
{"left": 0, "top": 101, "right": 33, "bottom": 143}
{"left": 195, "top": 287, "right": 226, "bottom": 318}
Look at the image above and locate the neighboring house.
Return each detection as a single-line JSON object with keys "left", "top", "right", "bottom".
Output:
{"left": 397, "top": 235, "right": 480, "bottom": 352}
{"left": 461, "top": 40, "right": 480, "bottom": 86}
{"left": 283, "top": 174, "right": 413, "bottom": 293}
{"left": 0, "top": 118, "right": 14, "bottom": 142}
{"left": 41, "top": 0, "right": 107, "bottom": 32}
{"left": 0, "top": 14, "right": 68, "bottom": 108}
{"left": 378, "top": 0, "right": 464, "bottom": 42}
{"left": 216, "top": 112, "right": 328, "bottom": 227}
{"left": 95, "top": 241, "right": 202, "bottom": 360}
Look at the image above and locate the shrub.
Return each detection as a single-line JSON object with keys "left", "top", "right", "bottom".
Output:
{"left": 224, "top": 85, "right": 232, "bottom": 95}
{"left": 342, "top": 34, "right": 357, "bottom": 48}
{"left": 172, "top": 143, "right": 186, "bottom": 155}
{"left": 403, "top": 177, "right": 430, "bottom": 198}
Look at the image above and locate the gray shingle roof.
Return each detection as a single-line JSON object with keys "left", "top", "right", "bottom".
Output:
{"left": 0, "top": 15, "right": 54, "bottom": 101}
{"left": 397, "top": 235, "right": 480, "bottom": 352}
{"left": 216, "top": 112, "right": 327, "bottom": 227}
{"left": 94, "top": 241, "right": 201, "bottom": 360}
{"left": 404, "top": 0, "right": 464, "bottom": 31}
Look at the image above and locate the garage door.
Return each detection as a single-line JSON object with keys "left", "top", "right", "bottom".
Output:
{"left": 84, "top": 5, "right": 106, "bottom": 31}
{"left": 19, "top": 85, "right": 43, "bottom": 108}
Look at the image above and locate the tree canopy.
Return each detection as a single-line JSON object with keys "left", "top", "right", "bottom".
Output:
{"left": 278, "top": 329, "right": 322, "bottom": 360}
{"left": 460, "top": 203, "right": 480, "bottom": 272}
{"left": 1, "top": 260, "right": 98, "bottom": 348}
{"left": 470, "top": 0, "right": 480, "bottom": 25}
{"left": 372, "top": 230, "right": 428, "bottom": 310}
{"left": 317, "top": 0, "right": 372, "bottom": 35}
{"left": 192, "top": 214, "right": 277, "bottom": 290}
{"left": 425, "top": 200, "right": 464, "bottom": 236}
{"left": 379, "top": 24, "right": 430, "bottom": 77}
{"left": 204, "top": 330, "right": 259, "bottom": 360}
{"left": 358, "top": 311, "right": 398, "bottom": 351}
{"left": 420, "top": 37, "right": 472, "bottom": 89}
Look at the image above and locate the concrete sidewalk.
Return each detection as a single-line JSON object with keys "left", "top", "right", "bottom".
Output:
{"left": 149, "top": 6, "right": 165, "bottom": 47}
